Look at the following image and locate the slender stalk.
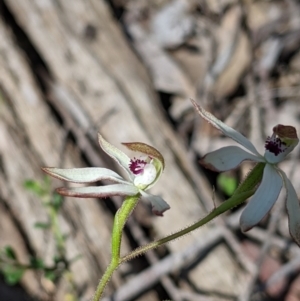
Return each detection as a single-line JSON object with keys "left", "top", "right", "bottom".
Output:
{"left": 94, "top": 163, "right": 265, "bottom": 299}
{"left": 121, "top": 189, "right": 255, "bottom": 262}
{"left": 93, "top": 195, "right": 140, "bottom": 301}
{"left": 121, "top": 163, "right": 265, "bottom": 262}
{"left": 92, "top": 260, "right": 119, "bottom": 301}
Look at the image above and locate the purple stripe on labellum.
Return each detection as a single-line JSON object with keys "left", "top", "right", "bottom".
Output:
{"left": 265, "top": 136, "right": 286, "bottom": 156}
{"left": 129, "top": 158, "right": 147, "bottom": 175}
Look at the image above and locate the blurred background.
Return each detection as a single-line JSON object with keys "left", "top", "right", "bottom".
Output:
{"left": 1, "top": 0, "right": 300, "bottom": 300}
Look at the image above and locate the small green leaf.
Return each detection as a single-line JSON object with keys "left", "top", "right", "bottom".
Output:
{"left": 34, "top": 222, "right": 50, "bottom": 229}
{"left": 53, "top": 255, "right": 64, "bottom": 265}
{"left": 23, "top": 180, "right": 45, "bottom": 196}
{"left": 3, "top": 266, "right": 25, "bottom": 285}
{"left": 4, "top": 246, "right": 17, "bottom": 260}
{"left": 98, "top": 134, "right": 131, "bottom": 178}
{"left": 217, "top": 174, "right": 238, "bottom": 196}
{"left": 52, "top": 193, "right": 64, "bottom": 210}
{"left": 44, "top": 270, "right": 57, "bottom": 281}
{"left": 30, "top": 257, "right": 45, "bottom": 269}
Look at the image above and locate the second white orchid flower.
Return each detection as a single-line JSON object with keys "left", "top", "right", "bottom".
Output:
{"left": 43, "top": 134, "right": 170, "bottom": 216}
{"left": 192, "top": 100, "right": 300, "bottom": 246}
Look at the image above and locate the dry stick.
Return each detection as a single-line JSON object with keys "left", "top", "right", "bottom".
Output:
{"left": 174, "top": 288, "right": 231, "bottom": 301}
{"left": 222, "top": 228, "right": 256, "bottom": 274}
{"left": 246, "top": 75, "right": 264, "bottom": 148}
{"left": 125, "top": 217, "right": 181, "bottom": 301}
{"left": 226, "top": 212, "right": 300, "bottom": 258}
{"left": 265, "top": 255, "right": 300, "bottom": 291}
{"left": 199, "top": 5, "right": 242, "bottom": 105}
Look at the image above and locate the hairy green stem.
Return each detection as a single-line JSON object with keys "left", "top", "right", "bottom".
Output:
{"left": 121, "top": 163, "right": 265, "bottom": 262}
{"left": 93, "top": 195, "right": 140, "bottom": 301}
{"left": 121, "top": 189, "right": 254, "bottom": 262}
{"left": 93, "top": 163, "right": 265, "bottom": 299}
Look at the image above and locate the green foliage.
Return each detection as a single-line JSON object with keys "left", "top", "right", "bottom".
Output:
{"left": 23, "top": 178, "right": 49, "bottom": 197}
{"left": 30, "top": 257, "right": 45, "bottom": 269}
{"left": 0, "top": 246, "right": 24, "bottom": 285}
{"left": 34, "top": 222, "right": 51, "bottom": 229}
{"left": 0, "top": 177, "right": 80, "bottom": 300}
{"left": 44, "top": 270, "right": 57, "bottom": 282}
{"left": 2, "top": 265, "right": 25, "bottom": 285}
{"left": 52, "top": 193, "right": 64, "bottom": 211}
{"left": 4, "top": 245, "right": 18, "bottom": 260}
{"left": 217, "top": 173, "right": 238, "bottom": 196}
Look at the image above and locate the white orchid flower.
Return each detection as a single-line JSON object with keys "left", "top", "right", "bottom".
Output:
{"left": 42, "top": 134, "right": 170, "bottom": 216}
{"left": 192, "top": 100, "right": 300, "bottom": 246}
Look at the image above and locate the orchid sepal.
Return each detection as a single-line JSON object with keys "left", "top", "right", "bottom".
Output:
{"left": 42, "top": 167, "right": 131, "bottom": 185}
{"left": 280, "top": 170, "right": 300, "bottom": 246}
{"left": 98, "top": 134, "right": 133, "bottom": 180}
{"left": 56, "top": 184, "right": 139, "bottom": 198}
{"left": 139, "top": 190, "right": 170, "bottom": 216}
{"left": 200, "top": 146, "right": 264, "bottom": 172}
{"left": 240, "top": 164, "right": 283, "bottom": 232}
{"left": 191, "top": 99, "right": 262, "bottom": 157}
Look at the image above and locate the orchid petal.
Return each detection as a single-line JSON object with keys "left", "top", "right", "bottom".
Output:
{"left": 140, "top": 190, "right": 170, "bottom": 216}
{"left": 191, "top": 100, "right": 262, "bottom": 157}
{"left": 56, "top": 184, "right": 139, "bottom": 198}
{"left": 240, "top": 164, "right": 282, "bottom": 231}
{"left": 42, "top": 167, "right": 130, "bottom": 184}
{"left": 134, "top": 164, "right": 157, "bottom": 187}
{"left": 200, "top": 146, "right": 263, "bottom": 172}
{"left": 98, "top": 134, "right": 133, "bottom": 180}
{"left": 122, "top": 142, "right": 165, "bottom": 169}
{"left": 280, "top": 170, "right": 300, "bottom": 247}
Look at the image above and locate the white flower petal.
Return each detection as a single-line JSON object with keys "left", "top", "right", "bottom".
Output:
{"left": 264, "top": 145, "right": 298, "bottom": 164}
{"left": 200, "top": 146, "right": 263, "bottom": 172}
{"left": 134, "top": 164, "right": 157, "bottom": 186}
{"left": 191, "top": 100, "right": 262, "bottom": 157}
{"left": 140, "top": 190, "right": 170, "bottom": 216}
{"left": 240, "top": 164, "right": 282, "bottom": 231}
{"left": 56, "top": 184, "right": 139, "bottom": 198}
{"left": 280, "top": 170, "right": 300, "bottom": 247}
{"left": 98, "top": 134, "right": 133, "bottom": 180}
{"left": 42, "top": 167, "right": 130, "bottom": 184}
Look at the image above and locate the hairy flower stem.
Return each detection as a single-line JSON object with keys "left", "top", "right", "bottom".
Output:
{"left": 93, "top": 195, "right": 139, "bottom": 301}
{"left": 121, "top": 163, "right": 265, "bottom": 262}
